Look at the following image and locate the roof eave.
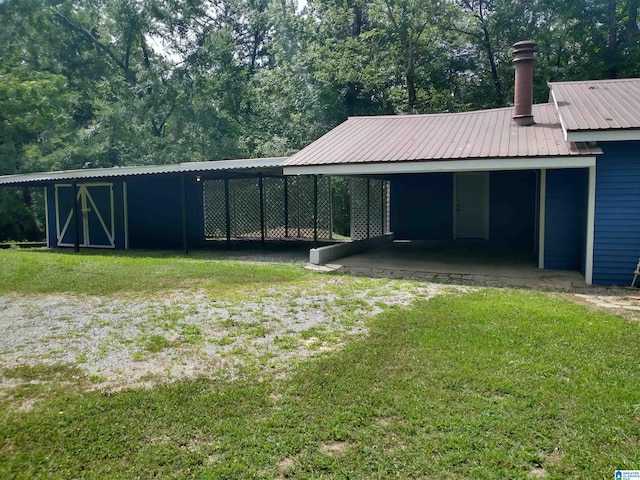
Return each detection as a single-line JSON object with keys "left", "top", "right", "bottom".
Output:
{"left": 283, "top": 155, "right": 599, "bottom": 176}
{"left": 565, "top": 129, "right": 640, "bottom": 142}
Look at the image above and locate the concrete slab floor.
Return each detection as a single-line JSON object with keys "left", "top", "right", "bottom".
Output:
{"left": 319, "top": 240, "right": 587, "bottom": 291}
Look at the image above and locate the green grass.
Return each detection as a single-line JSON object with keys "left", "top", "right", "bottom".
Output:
{"left": 0, "top": 249, "right": 310, "bottom": 296}
{"left": 1, "top": 288, "right": 640, "bottom": 478}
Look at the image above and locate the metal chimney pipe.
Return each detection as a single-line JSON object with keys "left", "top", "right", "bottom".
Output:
{"left": 512, "top": 40, "right": 537, "bottom": 126}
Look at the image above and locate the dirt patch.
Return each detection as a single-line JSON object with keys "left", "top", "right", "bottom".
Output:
{"left": 319, "top": 440, "right": 350, "bottom": 455}
{"left": 276, "top": 457, "right": 294, "bottom": 478}
{"left": 560, "top": 292, "right": 640, "bottom": 322}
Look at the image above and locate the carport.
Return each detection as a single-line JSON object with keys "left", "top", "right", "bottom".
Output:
{"left": 282, "top": 104, "right": 601, "bottom": 284}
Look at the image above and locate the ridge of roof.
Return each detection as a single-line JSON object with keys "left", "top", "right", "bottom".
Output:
{"left": 347, "top": 104, "right": 547, "bottom": 121}
{"left": 549, "top": 77, "right": 640, "bottom": 86}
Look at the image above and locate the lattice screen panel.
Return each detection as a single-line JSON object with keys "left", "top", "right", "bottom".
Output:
{"left": 203, "top": 180, "right": 226, "bottom": 238}
{"left": 264, "top": 177, "right": 286, "bottom": 238}
{"left": 202, "top": 175, "right": 336, "bottom": 242}
{"left": 350, "top": 178, "right": 391, "bottom": 240}
{"left": 350, "top": 178, "right": 369, "bottom": 240}
{"left": 230, "top": 178, "right": 262, "bottom": 238}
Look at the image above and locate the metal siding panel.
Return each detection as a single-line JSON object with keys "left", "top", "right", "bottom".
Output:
{"left": 592, "top": 142, "right": 640, "bottom": 285}
{"left": 127, "top": 176, "right": 184, "bottom": 249}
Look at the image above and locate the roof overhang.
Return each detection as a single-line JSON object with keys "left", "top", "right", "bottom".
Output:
{"left": 0, "top": 157, "right": 287, "bottom": 187}
{"left": 565, "top": 130, "right": 640, "bottom": 142}
{"left": 283, "top": 156, "right": 598, "bottom": 176}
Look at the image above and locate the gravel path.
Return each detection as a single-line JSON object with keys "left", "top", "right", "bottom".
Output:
{"left": 0, "top": 277, "right": 460, "bottom": 393}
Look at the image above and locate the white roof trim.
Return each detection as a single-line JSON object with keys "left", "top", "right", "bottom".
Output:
{"left": 549, "top": 89, "right": 571, "bottom": 142}
{"left": 566, "top": 130, "right": 640, "bottom": 142}
{"left": 0, "top": 157, "right": 286, "bottom": 186}
{"left": 283, "top": 157, "right": 597, "bottom": 176}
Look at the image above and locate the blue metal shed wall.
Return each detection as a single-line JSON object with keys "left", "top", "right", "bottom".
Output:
{"left": 126, "top": 175, "right": 204, "bottom": 249}
{"left": 543, "top": 168, "right": 588, "bottom": 271}
{"left": 391, "top": 173, "right": 454, "bottom": 240}
{"left": 592, "top": 142, "right": 640, "bottom": 285}
{"left": 46, "top": 182, "right": 127, "bottom": 249}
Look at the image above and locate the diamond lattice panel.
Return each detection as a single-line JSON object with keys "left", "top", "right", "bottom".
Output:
{"left": 203, "top": 180, "right": 226, "bottom": 238}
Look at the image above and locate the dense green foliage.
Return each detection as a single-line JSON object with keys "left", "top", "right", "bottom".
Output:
{"left": 2, "top": 0, "right": 640, "bottom": 239}
{"left": 0, "top": 249, "right": 639, "bottom": 478}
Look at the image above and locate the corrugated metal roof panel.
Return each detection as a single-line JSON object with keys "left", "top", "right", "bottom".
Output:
{"left": 550, "top": 78, "right": 640, "bottom": 132}
{"left": 283, "top": 104, "right": 599, "bottom": 167}
{"left": 0, "top": 157, "right": 286, "bottom": 186}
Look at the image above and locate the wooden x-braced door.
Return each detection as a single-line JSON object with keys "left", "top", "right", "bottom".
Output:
{"left": 55, "top": 183, "right": 115, "bottom": 248}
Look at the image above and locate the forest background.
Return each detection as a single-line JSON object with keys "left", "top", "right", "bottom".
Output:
{"left": 1, "top": 0, "right": 640, "bottom": 240}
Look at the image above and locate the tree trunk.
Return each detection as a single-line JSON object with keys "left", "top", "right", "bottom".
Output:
{"left": 608, "top": 0, "right": 619, "bottom": 78}
{"left": 481, "top": 22, "right": 503, "bottom": 106}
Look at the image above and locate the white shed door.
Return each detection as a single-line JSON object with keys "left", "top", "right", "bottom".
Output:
{"left": 454, "top": 172, "right": 489, "bottom": 240}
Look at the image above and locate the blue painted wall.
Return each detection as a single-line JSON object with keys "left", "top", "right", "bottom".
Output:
{"left": 391, "top": 171, "right": 536, "bottom": 252}
{"left": 543, "top": 168, "right": 588, "bottom": 271}
{"left": 489, "top": 170, "right": 536, "bottom": 251}
{"left": 126, "top": 175, "right": 204, "bottom": 249}
{"left": 391, "top": 173, "right": 454, "bottom": 240}
{"left": 592, "top": 142, "right": 640, "bottom": 285}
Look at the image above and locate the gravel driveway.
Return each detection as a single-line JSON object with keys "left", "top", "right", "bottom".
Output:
{"left": 0, "top": 277, "right": 459, "bottom": 394}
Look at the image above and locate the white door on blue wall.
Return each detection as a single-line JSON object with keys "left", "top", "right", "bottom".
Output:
{"left": 454, "top": 172, "right": 490, "bottom": 240}
{"left": 55, "top": 183, "right": 115, "bottom": 248}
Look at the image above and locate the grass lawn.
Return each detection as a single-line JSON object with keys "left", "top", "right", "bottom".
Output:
{"left": 1, "top": 249, "right": 640, "bottom": 478}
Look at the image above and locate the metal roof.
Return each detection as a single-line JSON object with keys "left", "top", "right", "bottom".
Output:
{"left": 283, "top": 104, "right": 600, "bottom": 169}
{"left": 550, "top": 78, "right": 640, "bottom": 137}
{"left": 0, "top": 157, "right": 286, "bottom": 186}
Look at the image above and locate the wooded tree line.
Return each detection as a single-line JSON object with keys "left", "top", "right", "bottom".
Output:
{"left": 1, "top": 0, "right": 640, "bottom": 240}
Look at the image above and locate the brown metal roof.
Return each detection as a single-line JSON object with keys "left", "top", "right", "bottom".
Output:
{"left": 550, "top": 77, "right": 640, "bottom": 132}
{"left": 283, "top": 104, "right": 599, "bottom": 167}
{"left": 0, "top": 157, "right": 285, "bottom": 186}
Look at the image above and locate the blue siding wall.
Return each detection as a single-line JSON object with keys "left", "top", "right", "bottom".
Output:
{"left": 391, "top": 173, "right": 454, "bottom": 240}
{"left": 127, "top": 175, "right": 204, "bottom": 249}
{"left": 489, "top": 170, "right": 536, "bottom": 250}
{"left": 391, "top": 171, "right": 536, "bottom": 251}
{"left": 544, "top": 168, "right": 588, "bottom": 270}
{"left": 45, "top": 186, "right": 57, "bottom": 247}
{"left": 592, "top": 142, "right": 640, "bottom": 285}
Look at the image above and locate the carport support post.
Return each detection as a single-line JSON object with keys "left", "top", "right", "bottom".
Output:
{"left": 366, "top": 179, "right": 371, "bottom": 239}
{"left": 181, "top": 173, "right": 189, "bottom": 255}
{"left": 224, "top": 178, "right": 231, "bottom": 249}
{"left": 381, "top": 180, "right": 385, "bottom": 235}
{"left": 72, "top": 180, "right": 80, "bottom": 252}
{"left": 313, "top": 175, "right": 318, "bottom": 247}
{"left": 284, "top": 177, "right": 289, "bottom": 238}
{"left": 259, "top": 173, "right": 265, "bottom": 246}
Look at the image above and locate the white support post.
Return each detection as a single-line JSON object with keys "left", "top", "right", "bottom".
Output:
{"left": 585, "top": 165, "right": 596, "bottom": 285}
{"left": 538, "top": 169, "right": 546, "bottom": 269}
